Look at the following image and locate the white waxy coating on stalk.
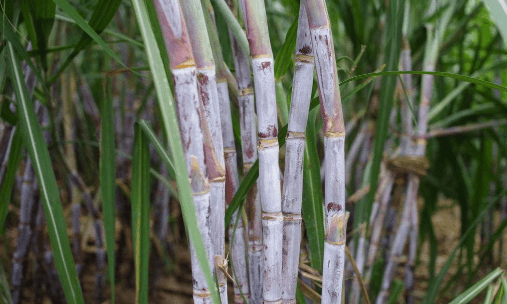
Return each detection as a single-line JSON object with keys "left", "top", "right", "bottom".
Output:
{"left": 217, "top": 82, "right": 235, "bottom": 150}
{"left": 350, "top": 232, "right": 366, "bottom": 304}
{"left": 345, "top": 124, "right": 367, "bottom": 185}
{"left": 229, "top": 23, "right": 262, "bottom": 302}
{"left": 198, "top": 69, "right": 225, "bottom": 171}
{"left": 195, "top": 67, "right": 227, "bottom": 303}
{"left": 252, "top": 58, "right": 278, "bottom": 140}
{"left": 262, "top": 213, "right": 284, "bottom": 302}
{"left": 173, "top": 67, "right": 207, "bottom": 176}
{"left": 239, "top": 94, "right": 258, "bottom": 165}
{"left": 191, "top": 192, "right": 215, "bottom": 304}
{"left": 282, "top": 4, "right": 314, "bottom": 302}
{"left": 365, "top": 172, "right": 394, "bottom": 282}
{"left": 258, "top": 146, "right": 281, "bottom": 214}
{"left": 219, "top": 78, "right": 250, "bottom": 302}
{"left": 324, "top": 137, "right": 346, "bottom": 226}
{"left": 159, "top": 0, "right": 182, "bottom": 39}
{"left": 321, "top": 243, "right": 345, "bottom": 303}
{"left": 173, "top": 67, "right": 214, "bottom": 302}
{"left": 375, "top": 176, "right": 419, "bottom": 304}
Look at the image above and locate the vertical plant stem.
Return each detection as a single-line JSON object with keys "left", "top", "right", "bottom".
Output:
{"left": 281, "top": 3, "right": 314, "bottom": 303}
{"left": 61, "top": 70, "right": 83, "bottom": 277}
{"left": 226, "top": 0, "right": 263, "bottom": 301}
{"left": 364, "top": 171, "right": 395, "bottom": 284}
{"left": 179, "top": 1, "right": 228, "bottom": 301}
{"left": 11, "top": 159, "right": 37, "bottom": 304}
{"left": 239, "top": 0, "right": 283, "bottom": 302}
{"left": 304, "top": 0, "right": 348, "bottom": 302}
{"left": 202, "top": 1, "right": 251, "bottom": 302}
{"left": 152, "top": 1, "right": 217, "bottom": 302}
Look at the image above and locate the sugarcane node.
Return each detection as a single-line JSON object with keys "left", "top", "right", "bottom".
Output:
{"left": 193, "top": 290, "right": 212, "bottom": 297}
{"left": 175, "top": 59, "right": 196, "bottom": 69}
{"left": 239, "top": 87, "right": 254, "bottom": 96}
{"left": 295, "top": 54, "right": 314, "bottom": 63}
{"left": 386, "top": 155, "right": 430, "bottom": 177}
{"left": 258, "top": 138, "right": 278, "bottom": 149}
{"left": 286, "top": 131, "right": 306, "bottom": 140}
{"left": 324, "top": 131, "right": 346, "bottom": 138}
{"left": 283, "top": 213, "right": 303, "bottom": 221}
{"left": 262, "top": 212, "right": 283, "bottom": 221}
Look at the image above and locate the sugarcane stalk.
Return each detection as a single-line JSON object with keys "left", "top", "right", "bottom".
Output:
{"left": 377, "top": 6, "right": 442, "bottom": 301}
{"left": 350, "top": 226, "right": 367, "bottom": 304}
{"left": 0, "top": 125, "right": 15, "bottom": 186}
{"left": 239, "top": 0, "right": 283, "bottom": 302}
{"left": 201, "top": 1, "right": 251, "bottom": 302}
{"left": 32, "top": 202, "right": 44, "bottom": 304}
{"left": 154, "top": 161, "right": 171, "bottom": 250}
{"left": 62, "top": 71, "right": 83, "bottom": 277}
{"left": 303, "top": 0, "right": 348, "bottom": 302}
{"left": 226, "top": 0, "right": 263, "bottom": 301}
{"left": 68, "top": 172, "right": 106, "bottom": 303}
{"left": 345, "top": 123, "right": 366, "bottom": 185}
{"left": 364, "top": 171, "right": 395, "bottom": 284}
{"left": 179, "top": 1, "right": 228, "bottom": 302}
{"left": 11, "top": 159, "right": 37, "bottom": 304}
{"left": 281, "top": 4, "right": 314, "bottom": 303}
{"left": 153, "top": 1, "right": 215, "bottom": 302}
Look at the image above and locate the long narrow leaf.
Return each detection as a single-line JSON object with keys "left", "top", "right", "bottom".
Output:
{"left": 100, "top": 79, "right": 116, "bottom": 303}
{"left": 301, "top": 106, "right": 325, "bottom": 271}
{"left": 6, "top": 42, "right": 85, "bottom": 304}
{"left": 131, "top": 123, "right": 151, "bottom": 304}
{"left": 0, "top": 128, "right": 23, "bottom": 233}
{"left": 448, "top": 268, "right": 503, "bottom": 304}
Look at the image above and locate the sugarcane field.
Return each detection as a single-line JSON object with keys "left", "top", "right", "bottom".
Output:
{"left": 2, "top": 0, "right": 507, "bottom": 303}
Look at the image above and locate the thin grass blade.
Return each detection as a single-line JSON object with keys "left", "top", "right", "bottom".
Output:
{"left": 0, "top": 128, "right": 23, "bottom": 233}
{"left": 100, "top": 78, "right": 116, "bottom": 304}
{"left": 6, "top": 42, "right": 85, "bottom": 304}
{"left": 131, "top": 123, "right": 151, "bottom": 304}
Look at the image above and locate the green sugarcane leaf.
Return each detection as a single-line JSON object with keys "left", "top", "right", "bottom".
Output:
{"left": 361, "top": 0, "right": 405, "bottom": 229}
{"left": 131, "top": 123, "right": 151, "bottom": 304}
{"left": 49, "top": 0, "right": 127, "bottom": 82}
{"left": 137, "top": 121, "right": 176, "bottom": 181}
{"left": 1, "top": 100, "right": 18, "bottom": 125}
{"left": 386, "top": 280, "right": 404, "bottom": 304}
{"left": 100, "top": 78, "right": 116, "bottom": 304}
{"left": 448, "top": 268, "right": 503, "bottom": 304}
{"left": 225, "top": 160, "right": 259, "bottom": 228}
{"left": 0, "top": 261, "right": 12, "bottom": 304}
{"left": 6, "top": 42, "right": 85, "bottom": 304}
{"left": 0, "top": 128, "right": 23, "bottom": 233}
{"left": 484, "top": 284, "right": 495, "bottom": 304}
{"left": 210, "top": 0, "right": 250, "bottom": 57}
{"left": 130, "top": 0, "right": 219, "bottom": 300}
{"left": 0, "top": 18, "right": 45, "bottom": 84}
{"left": 274, "top": 15, "right": 298, "bottom": 80}
{"left": 31, "top": 0, "right": 56, "bottom": 69}
{"left": 481, "top": 0, "right": 507, "bottom": 47}
{"left": 301, "top": 105, "right": 325, "bottom": 271}
{"left": 341, "top": 71, "right": 507, "bottom": 97}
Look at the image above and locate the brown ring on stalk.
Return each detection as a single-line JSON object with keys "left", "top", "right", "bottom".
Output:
{"left": 324, "top": 131, "right": 346, "bottom": 138}
{"left": 286, "top": 132, "right": 306, "bottom": 140}
{"left": 258, "top": 138, "right": 278, "bottom": 149}
{"left": 239, "top": 88, "right": 254, "bottom": 96}
{"left": 262, "top": 212, "right": 283, "bottom": 220}
{"left": 295, "top": 54, "right": 314, "bottom": 63}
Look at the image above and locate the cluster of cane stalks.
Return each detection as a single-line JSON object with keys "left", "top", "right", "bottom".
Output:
{"left": 2, "top": 0, "right": 507, "bottom": 303}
